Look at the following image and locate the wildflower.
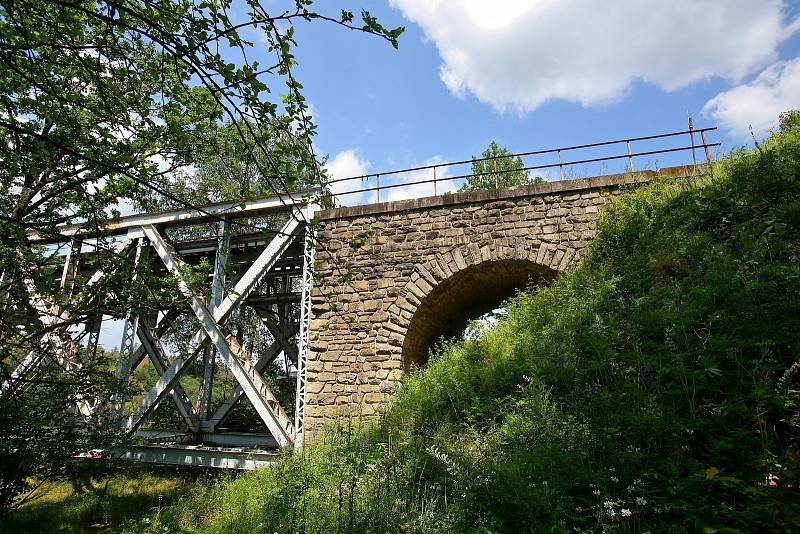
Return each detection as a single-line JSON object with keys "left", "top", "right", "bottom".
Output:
{"left": 619, "top": 319, "right": 629, "bottom": 340}
{"left": 592, "top": 489, "right": 601, "bottom": 496}
{"left": 621, "top": 287, "right": 631, "bottom": 306}
{"left": 636, "top": 497, "right": 647, "bottom": 506}
{"left": 610, "top": 476, "right": 619, "bottom": 483}
{"left": 638, "top": 365, "right": 656, "bottom": 388}
{"left": 360, "top": 432, "right": 367, "bottom": 451}
{"left": 621, "top": 508, "right": 632, "bottom": 517}
{"left": 604, "top": 500, "right": 617, "bottom": 518}
{"left": 518, "top": 434, "right": 527, "bottom": 444}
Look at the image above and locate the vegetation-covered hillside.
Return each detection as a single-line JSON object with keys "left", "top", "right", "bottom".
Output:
{"left": 10, "top": 114, "right": 800, "bottom": 533}
{"left": 126, "top": 113, "right": 798, "bottom": 533}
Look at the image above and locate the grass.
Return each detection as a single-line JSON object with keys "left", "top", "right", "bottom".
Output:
{"left": 1, "top": 465, "right": 212, "bottom": 534}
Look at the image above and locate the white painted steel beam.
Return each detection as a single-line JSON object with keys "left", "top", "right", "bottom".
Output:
{"left": 294, "top": 205, "right": 318, "bottom": 450}
{"left": 116, "top": 445, "right": 278, "bottom": 469}
{"left": 128, "top": 217, "right": 303, "bottom": 446}
{"left": 198, "top": 219, "right": 229, "bottom": 423}
{"left": 136, "top": 321, "right": 199, "bottom": 431}
{"left": 259, "top": 311, "right": 299, "bottom": 363}
{"left": 125, "top": 215, "right": 301, "bottom": 432}
{"left": 128, "top": 310, "right": 179, "bottom": 371}
{"left": 206, "top": 323, "right": 299, "bottom": 432}
{"left": 3, "top": 234, "right": 135, "bottom": 392}
{"left": 31, "top": 192, "right": 313, "bottom": 243}
{"left": 143, "top": 224, "right": 295, "bottom": 448}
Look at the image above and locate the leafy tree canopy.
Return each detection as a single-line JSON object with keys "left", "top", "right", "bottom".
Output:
{"left": 459, "top": 140, "right": 545, "bottom": 192}
{"left": 0, "top": 0, "right": 402, "bottom": 516}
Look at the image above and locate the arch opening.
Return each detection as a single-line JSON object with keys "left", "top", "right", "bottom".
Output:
{"left": 401, "top": 259, "right": 557, "bottom": 370}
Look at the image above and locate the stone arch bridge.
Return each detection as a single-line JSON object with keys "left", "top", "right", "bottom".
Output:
{"left": 304, "top": 166, "right": 695, "bottom": 432}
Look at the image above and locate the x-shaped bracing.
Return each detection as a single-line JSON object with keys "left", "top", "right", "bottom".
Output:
{"left": 2, "top": 234, "right": 137, "bottom": 398}
{"left": 125, "top": 215, "right": 302, "bottom": 449}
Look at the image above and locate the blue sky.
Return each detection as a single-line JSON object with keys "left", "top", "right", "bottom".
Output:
{"left": 270, "top": 0, "right": 800, "bottom": 201}
{"left": 98, "top": 0, "right": 800, "bottom": 350}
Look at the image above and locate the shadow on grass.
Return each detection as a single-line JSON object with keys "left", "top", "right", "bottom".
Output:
{"left": 2, "top": 464, "right": 218, "bottom": 534}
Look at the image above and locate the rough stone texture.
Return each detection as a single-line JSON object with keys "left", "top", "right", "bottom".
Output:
{"left": 304, "top": 166, "right": 696, "bottom": 432}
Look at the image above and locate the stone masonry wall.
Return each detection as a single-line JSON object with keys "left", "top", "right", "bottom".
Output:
{"left": 304, "top": 168, "right": 695, "bottom": 433}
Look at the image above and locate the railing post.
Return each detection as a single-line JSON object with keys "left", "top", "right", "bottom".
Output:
{"left": 376, "top": 174, "right": 381, "bottom": 203}
{"left": 433, "top": 166, "right": 437, "bottom": 196}
{"left": 557, "top": 149, "right": 564, "bottom": 180}
{"left": 700, "top": 130, "right": 713, "bottom": 166}
{"left": 627, "top": 140, "right": 635, "bottom": 173}
{"left": 688, "top": 115, "right": 698, "bottom": 167}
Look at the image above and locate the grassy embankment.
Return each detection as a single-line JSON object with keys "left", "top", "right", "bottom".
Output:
{"left": 10, "top": 114, "right": 800, "bottom": 533}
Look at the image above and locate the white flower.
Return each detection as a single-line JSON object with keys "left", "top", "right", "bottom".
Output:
{"left": 636, "top": 496, "right": 647, "bottom": 506}
{"left": 610, "top": 476, "right": 619, "bottom": 483}
{"left": 621, "top": 508, "right": 632, "bottom": 517}
{"left": 592, "top": 489, "right": 601, "bottom": 496}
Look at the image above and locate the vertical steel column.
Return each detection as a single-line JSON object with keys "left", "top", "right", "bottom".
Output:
{"left": 113, "top": 237, "right": 145, "bottom": 418}
{"left": 294, "top": 207, "right": 317, "bottom": 450}
{"left": 199, "top": 219, "right": 229, "bottom": 429}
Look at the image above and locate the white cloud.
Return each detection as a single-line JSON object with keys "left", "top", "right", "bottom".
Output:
{"left": 324, "top": 151, "right": 464, "bottom": 205}
{"left": 325, "top": 148, "right": 372, "bottom": 204}
{"left": 389, "top": 0, "right": 799, "bottom": 113}
{"left": 703, "top": 57, "right": 800, "bottom": 138}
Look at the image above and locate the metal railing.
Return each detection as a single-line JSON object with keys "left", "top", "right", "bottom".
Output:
{"left": 325, "top": 125, "right": 720, "bottom": 206}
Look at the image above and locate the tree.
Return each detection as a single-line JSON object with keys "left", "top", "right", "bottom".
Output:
{"left": 0, "top": 0, "right": 402, "bottom": 515}
{"left": 459, "top": 140, "right": 545, "bottom": 192}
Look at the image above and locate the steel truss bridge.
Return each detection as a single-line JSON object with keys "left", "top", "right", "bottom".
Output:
{"left": 5, "top": 194, "right": 317, "bottom": 469}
